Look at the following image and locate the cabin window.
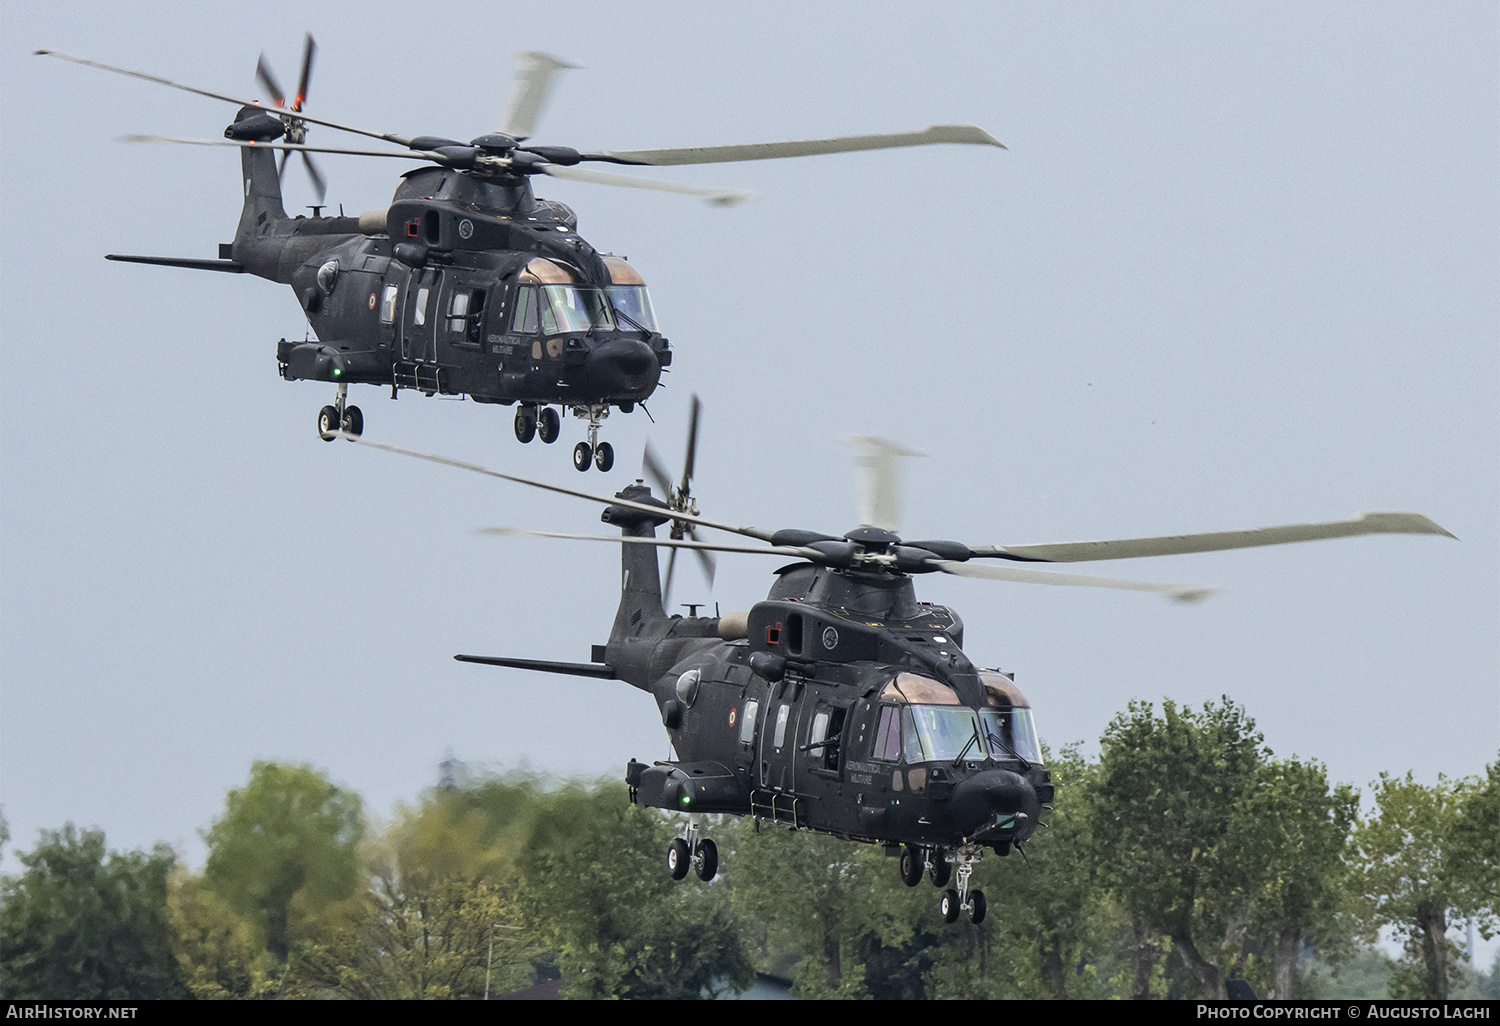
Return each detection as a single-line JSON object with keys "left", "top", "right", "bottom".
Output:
{"left": 810, "top": 711, "right": 829, "bottom": 750}
{"left": 772, "top": 704, "right": 791, "bottom": 751}
{"left": 413, "top": 287, "right": 430, "bottom": 327}
{"left": 447, "top": 291, "right": 470, "bottom": 332}
{"left": 512, "top": 286, "right": 539, "bottom": 333}
{"left": 980, "top": 707, "right": 1043, "bottom": 765}
{"left": 606, "top": 284, "right": 659, "bottom": 331}
{"left": 739, "top": 699, "right": 759, "bottom": 745}
{"left": 379, "top": 285, "right": 399, "bottom": 324}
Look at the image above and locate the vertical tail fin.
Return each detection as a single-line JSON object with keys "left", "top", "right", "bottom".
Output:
{"left": 601, "top": 483, "right": 669, "bottom": 645}
{"left": 226, "top": 106, "right": 287, "bottom": 269}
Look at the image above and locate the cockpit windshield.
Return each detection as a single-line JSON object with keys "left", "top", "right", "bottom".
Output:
{"left": 539, "top": 285, "right": 616, "bottom": 333}
{"left": 606, "top": 285, "right": 658, "bottom": 332}
{"left": 907, "top": 706, "right": 983, "bottom": 762}
{"left": 902, "top": 704, "right": 1043, "bottom": 764}
{"left": 979, "top": 708, "right": 1043, "bottom": 765}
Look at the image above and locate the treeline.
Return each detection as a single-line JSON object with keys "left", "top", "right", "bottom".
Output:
{"left": 1, "top": 698, "right": 1495, "bottom": 1000}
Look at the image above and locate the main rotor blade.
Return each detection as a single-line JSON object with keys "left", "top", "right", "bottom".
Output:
{"left": 975, "top": 512, "right": 1457, "bottom": 564}
{"left": 592, "top": 124, "right": 1004, "bottom": 167}
{"left": 933, "top": 560, "right": 1215, "bottom": 604}
{"left": 121, "top": 135, "right": 452, "bottom": 163}
{"left": 479, "top": 526, "right": 813, "bottom": 559}
{"left": 539, "top": 163, "right": 753, "bottom": 207}
{"left": 346, "top": 434, "right": 777, "bottom": 542}
{"left": 501, "top": 51, "right": 578, "bottom": 140}
{"left": 37, "top": 50, "right": 417, "bottom": 148}
{"left": 848, "top": 436, "right": 922, "bottom": 533}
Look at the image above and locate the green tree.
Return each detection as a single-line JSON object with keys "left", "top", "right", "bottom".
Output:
{"left": 202, "top": 761, "right": 364, "bottom": 963}
{"left": 167, "top": 871, "right": 281, "bottom": 999}
{"left": 1228, "top": 756, "right": 1358, "bottom": 998}
{"left": 0, "top": 824, "right": 184, "bottom": 999}
{"left": 1350, "top": 769, "right": 1498, "bottom": 999}
{"left": 292, "top": 791, "right": 538, "bottom": 1000}
{"left": 514, "top": 778, "right": 753, "bottom": 999}
{"left": 1090, "top": 698, "right": 1265, "bottom": 999}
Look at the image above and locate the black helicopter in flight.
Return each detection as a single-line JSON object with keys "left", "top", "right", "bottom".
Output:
{"left": 346, "top": 421, "right": 1454, "bottom": 925}
{"left": 38, "top": 41, "right": 1004, "bottom": 471}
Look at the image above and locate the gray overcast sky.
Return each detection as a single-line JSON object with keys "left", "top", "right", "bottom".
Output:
{"left": 2, "top": 1, "right": 1495, "bottom": 884}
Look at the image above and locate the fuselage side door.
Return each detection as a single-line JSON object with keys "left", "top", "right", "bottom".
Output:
{"left": 399, "top": 267, "right": 440, "bottom": 362}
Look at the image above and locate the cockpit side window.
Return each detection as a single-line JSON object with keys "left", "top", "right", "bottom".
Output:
{"left": 872, "top": 706, "right": 902, "bottom": 761}
{"left": 512, "top": 286, "right": 539, "bottom": 333}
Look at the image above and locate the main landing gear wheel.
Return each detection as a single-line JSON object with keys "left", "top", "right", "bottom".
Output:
{"left": 340, "top": 405, "right": 363, "bottom": 437}
{"left": 899, "top": 846, "right": 923, "bottom": 888}
{"left": 514, "top": 406, "right": 537, "bottom": 443}
{"left": 573, "top": 442, "right": 593, "bottom": 472}
{"left": 667, "top": 838, "right": 691, "bottom": 880}
{"left": 968, "top": 889, "right": 987, "bottom": 925}
{"left": 929, "top": 854, "right": 952, "bottom": 888}
{"left": 317, "top": 405, "right": 340, "bottom": 441}
{"left": 940, "top": 889, "right": 961, "bottom": 924}
{"left": 694, "top": 838, "right": 718, "bottom": 882}
{"left": 593, "top": 441, "right": 614, "bottom": 472}
{"left": 537, "top": 406, "right": 560, "bottom": 444}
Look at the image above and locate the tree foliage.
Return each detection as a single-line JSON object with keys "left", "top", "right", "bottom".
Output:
{"left": 202, "top": 761, "right": 364, "bottom": 963}
{"left": 0, "top": 825, "right": 183, "bottom": 999}
{"left": 1349, "top": 767, "right": 1498, "bottom": 999}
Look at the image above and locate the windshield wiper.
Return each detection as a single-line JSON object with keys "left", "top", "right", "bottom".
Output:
{"left": 984, "top": 728, "right": 1031, "bottom": 771}
{"left": 953, "top": 725, "right": 981, "bottom": 766}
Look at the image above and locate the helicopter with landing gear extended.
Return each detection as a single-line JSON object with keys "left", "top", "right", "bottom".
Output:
{"left": 345, "top": 423, "right": 1455, "bottom": 926}
{"left": 38, "top": 41, "right": 1005, "bottom": 471}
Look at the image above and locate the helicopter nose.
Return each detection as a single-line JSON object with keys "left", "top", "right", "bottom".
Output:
{"left": 585, "top": 337, "right": 660, "bottom": 399}
{"left": 952, "top": 769, "right": 1041, "bottom": 837}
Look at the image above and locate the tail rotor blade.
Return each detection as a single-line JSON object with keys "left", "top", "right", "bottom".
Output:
{"left": 687, "top": 526, "right": 718, "bottom": 589}
{"left": 680, "top": 394, "right": 701, "bottom": 496}
{"left": 301, "top": 150, "right": 327, "bottom": 203}
{"left": 642, "top": 441, "right": 674, "bottom": 498}
{"left": 255, "top": 53, "right": 285, "bottom": 107}
{"left": 293, "top": 33, "right": 316, "bottom": 112}
{"left": 662, "top": 548, "right": 678, "bottom": 607}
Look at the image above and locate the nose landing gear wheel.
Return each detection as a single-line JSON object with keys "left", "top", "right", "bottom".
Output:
{"left": 899, "top": 846, "right": 923, "bottom": 887}
{"left": 317, "top": 405, "right": 340, "bottom": 441}
{"left": 694, "top": 838, "right": 718, "bottom": 881}
{"left": 514, "top": 406, "right": 537, "bottom": 443}
{"left": 593, "top": 441, "right": 614, "bottom": 472}
{"left": 667, "top": 838, "right": 691, "bottom": 880}
{"left": 968, "top": 889, "right": 987, "bottom": 925}
{"left": 340, "top": 406, "right": 363, "bottom": 437}
{"left": 537, "top": 406, "right": 561, "bottom": 444}
{"left": 940, "top": 889, "right": 961, "bottom": 924}
{"left": 573, "top": 442, "right": 593, "bottom": 472}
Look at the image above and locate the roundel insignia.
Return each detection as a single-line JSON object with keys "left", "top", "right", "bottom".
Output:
{"left": 822, "top": 626, "right": 839, "bottom": 650}
{"left": 368, "top": 293, "right": 377, "bottom": 310}
{"left": 728, "top": 708, "right": 737, "bottom": 728}
{"left": 458, "top": 218, "right": 474, "bottom": 240}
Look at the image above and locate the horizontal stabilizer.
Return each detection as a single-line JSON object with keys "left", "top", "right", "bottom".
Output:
{"left": 106, "top": 254, "right": 245, "bottom": 273}
{"left": 454, "top": 654, "right": 617, "bottom": 679}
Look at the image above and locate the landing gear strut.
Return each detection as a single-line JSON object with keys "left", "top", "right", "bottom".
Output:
{"left": 318, "top": 382, "right": 361, "bottom": 441}
{"left": 569, "top": 405, "right": 614, "bottom": 473}
{"left": 665, "top": 814, "right": 717, "bottom": 882}
{"left": 935, "top": 845, "right": 986, "bottom": 925}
